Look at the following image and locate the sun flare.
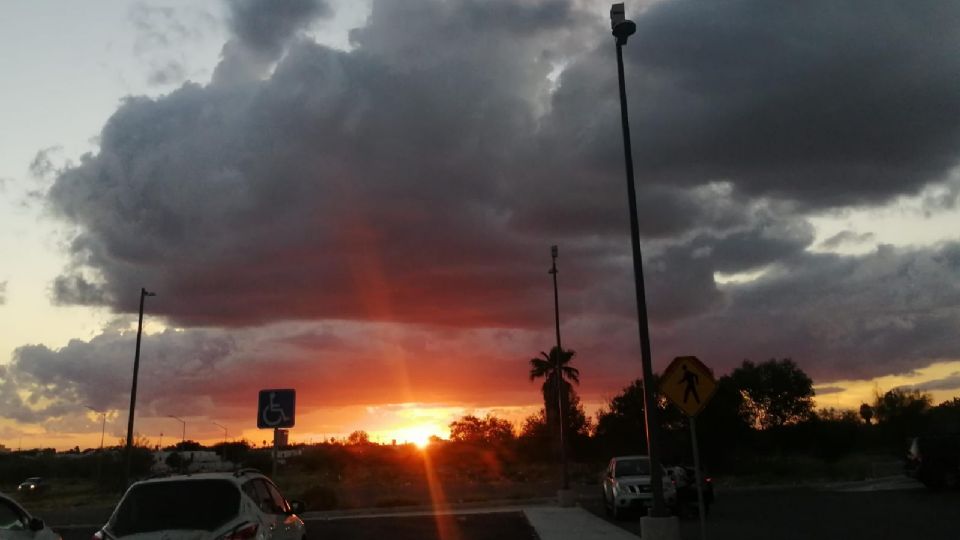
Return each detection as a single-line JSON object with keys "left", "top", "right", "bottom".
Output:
{"left": 393, "top": 424, "right": 443, "bottom": 449}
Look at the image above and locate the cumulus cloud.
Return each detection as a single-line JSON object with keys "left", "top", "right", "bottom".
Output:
{"left": 40, "top": 0, "right": 960, "bottom": 398}
{"left": 549, "top": 0, "right": 960, "bottom": 208}
{"left": 213, "top": 0, "right": 332, "bottom": 84}
{"left": 0, "top": 322, "right": 552, "bottom": 423}
{"left": 656, "top": 242, "right": 960, "bottom": 380}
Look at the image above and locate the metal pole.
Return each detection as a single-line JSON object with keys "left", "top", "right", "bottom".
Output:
{"left": 88, "top": 406, "right": 106, "bottom": 485}
{"left": 691, "top": 416, "right": 707, "bottom": 540}
{"left": 168, "top": 416, "right": 186, "bottom": 443}
{"left": 549, "top": 245, "right": 569, "bottom": 490}
{"left": 615, "top": 37, "right": 668, "bottom": 516}
{"left": 272, "top": 428, "right": 278, "bottom": 478}
{"left": 125, "top": 288, "right": 153, "bottom": 486}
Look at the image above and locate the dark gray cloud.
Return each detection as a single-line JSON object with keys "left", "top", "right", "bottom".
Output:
{"left": 905, "top": 372, "right": 960, "bottom": 392}
{"left": 909, "top": 372, "right": 960, "bottom": 392}
{"left": 815, "top": 386, "right": 845, "bottom": 395}
{"left": 821, "top": 230, "right": 876, "bottom": 250}
{"left": 544, "top": 0, "right": 960, "bottom": 209}
{"left": 213, "top": 0, "right": 331, "bottom": 84}
{"left": 228, "top": 0, "right": 330, "bottom": 55}
{"left": 42, "top": 0, "right": 960, "bottom": 392}
{"left": 656, "top": 242, "right": 960, "bottom": 380}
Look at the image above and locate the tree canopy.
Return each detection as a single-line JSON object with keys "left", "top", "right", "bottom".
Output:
{"left": 730, "top": 358, "right": 815, "bottom": 429}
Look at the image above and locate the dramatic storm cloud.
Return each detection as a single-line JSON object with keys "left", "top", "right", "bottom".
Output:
{"left": 36, "top": 0, "right": 960, "bottom": 418}
{"left": 1, "top": 322, "right": 550, "bottom": 423}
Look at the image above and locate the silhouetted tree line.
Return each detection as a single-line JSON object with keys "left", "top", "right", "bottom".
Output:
{"left": 514, "top": 350, "right": 960, "bottom": 475}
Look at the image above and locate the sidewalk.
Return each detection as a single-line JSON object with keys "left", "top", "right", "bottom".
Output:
{"left": 305, "top": 502, "right": 640, "bottom": 539}
{"left": 524, "top": 507, "right": 639, "bottom": 539}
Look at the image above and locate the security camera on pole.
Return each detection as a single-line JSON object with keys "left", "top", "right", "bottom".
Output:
{"left": 610, "top": 4, "right": 679, "bottom": 539}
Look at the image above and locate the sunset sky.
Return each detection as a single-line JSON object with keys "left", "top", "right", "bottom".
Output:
{"left": 2, "top": 0, "right": 960, "bottom": 451}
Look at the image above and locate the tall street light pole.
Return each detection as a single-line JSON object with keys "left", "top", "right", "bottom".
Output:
{"left": 124, "top": 287, "right": 155, "bottom": 487}
{"left": 168, "top": 415, "right": 187, "bottom": 443}
{"left": 86, "top": 406, "right": 106, "bottom": 484}
{"left": 549, "top": 245, "right": 569, "bottom": 491}
{"left": 610, "top": 3, "right": 668, "bottom": 518}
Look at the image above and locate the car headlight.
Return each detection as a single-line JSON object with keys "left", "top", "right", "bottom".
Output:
{"left": 30, "top": 485, "right": 35, "bottom": 489}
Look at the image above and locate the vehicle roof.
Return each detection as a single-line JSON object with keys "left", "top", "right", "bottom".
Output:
{"left": 130, "top": 471, "right": 267, "bottom": 487}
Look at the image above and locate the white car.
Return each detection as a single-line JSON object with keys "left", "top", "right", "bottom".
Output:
{"left": 601, "top": 455, "right": 677, "bottom": 519}
{"left": 93, "top": 470, "right": 306, "bottom": 540}
{"left": 0, "top": 492, "right": 61, "bottom": 540}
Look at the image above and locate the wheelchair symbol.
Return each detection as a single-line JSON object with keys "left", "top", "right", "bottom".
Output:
{"left": 261, "top": 392, "right": 291, "bottom": 427}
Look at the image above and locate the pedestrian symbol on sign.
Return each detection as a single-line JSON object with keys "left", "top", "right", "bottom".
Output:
{"left": 680, "top": 364, "right": 700, "bottom": 404}
{"left": 659, "top": 356, "right": 716, "bottom": 417}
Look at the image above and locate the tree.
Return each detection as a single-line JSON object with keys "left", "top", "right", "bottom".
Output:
{"left": 729, "top": 359, "right": 815, "bottom": 429}
{"left": 449, "top": 414, "right": 515, "bottom": 445}
{"left": 347, "top": 430, "right": 370, "bottom": 445}
{"left": 859, "top": 403, "right": 874, "bottom": 425}
{"left": 528, "top": 346, "right": 581, "bottom": 438}
{"left": 873, "top": 388, "right": 931, "bottom": 445}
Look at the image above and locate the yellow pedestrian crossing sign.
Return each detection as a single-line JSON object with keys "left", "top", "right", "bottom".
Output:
{"left": 659, "top": 356, "right": 717, "bottom": 417}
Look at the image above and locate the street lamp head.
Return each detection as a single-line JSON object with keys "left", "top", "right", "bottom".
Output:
{"left": 551, "top": 245, "right": 558, "bottom": 258}
{"left": 142, "top": 289, "right": 156, "bottom": 297}
{"left": 610, "top": 3, "right": 636, "bottom": 45}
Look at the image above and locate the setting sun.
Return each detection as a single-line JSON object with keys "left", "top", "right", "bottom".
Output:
{"left": 391, "top": 424, "right": 445, "bottom": 449}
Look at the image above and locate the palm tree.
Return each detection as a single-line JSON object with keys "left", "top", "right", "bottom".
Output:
{"left": 529, "top": 346, "right": 580, "bottom": 431}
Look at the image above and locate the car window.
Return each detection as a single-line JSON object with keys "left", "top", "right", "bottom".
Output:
{"left": 109, "top": 479, "right": 241, "bottom": 536}
{"left": 241, "top": 480, "right": 259, "bottom": 503}
{"left": 264, "top": 482, "right": 290, "bottom": 514}
{"left": 250, "top": 479, "right": 284, "bottom": 514}
{"left": 0, "top": 501, "right": 25, "bottom": 531}
{"left": 615, "top": 459, "right": 651, "bottom": 477}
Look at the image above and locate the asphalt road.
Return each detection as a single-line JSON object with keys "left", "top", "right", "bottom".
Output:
{"left": 54, "top": 512, "right": 537, "bottom": 540}
{"left": 582, "top": 483, "right": 960, "bottom": 540}
{"left": 50, "top": 482, "right": 960, "bottom": 540}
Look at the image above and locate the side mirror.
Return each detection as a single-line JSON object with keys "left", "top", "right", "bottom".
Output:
{"left": 289, "top": 500, "right": 306, "bottom": 514}
{"left": 29, "top": 518, "right": 44, "bottom": 532}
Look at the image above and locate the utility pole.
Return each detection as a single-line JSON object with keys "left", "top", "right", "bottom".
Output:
{"left": 549, "top": 245, "right": 569, "bottom": 492}
{"left": 125, "top": 287, "right": 155, "bottom": 487}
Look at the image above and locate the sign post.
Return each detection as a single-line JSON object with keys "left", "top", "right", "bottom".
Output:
{"left": 258, "top": 389, "right": 295, "bottom": 478}
{"left": 659, "top": 356, "right": 717, "bottom": 540}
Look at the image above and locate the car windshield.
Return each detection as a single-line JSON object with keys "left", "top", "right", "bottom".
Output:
{"left": 23, "top": 478, "right": 41, "bottom": 483}
{"left": 110, "top": 479, "right": 240, "bottom": 535}
{"left": 615, "top": 459, "right": 651, "bottom": 477}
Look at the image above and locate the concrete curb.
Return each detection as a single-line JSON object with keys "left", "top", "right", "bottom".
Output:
{"left": 301, "top": 497, "right": 555, "bottom": 520}
{"left": 524, "top": 506, "right": 640, "bottom": 539}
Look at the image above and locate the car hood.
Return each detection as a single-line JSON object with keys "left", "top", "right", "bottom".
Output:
{"left": 114, "top": 530, "right": 221, "bottom": 540}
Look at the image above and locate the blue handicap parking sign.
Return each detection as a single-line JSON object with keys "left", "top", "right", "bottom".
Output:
{"left": 258, "top": 389, "right": 296, "bottom": 428}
